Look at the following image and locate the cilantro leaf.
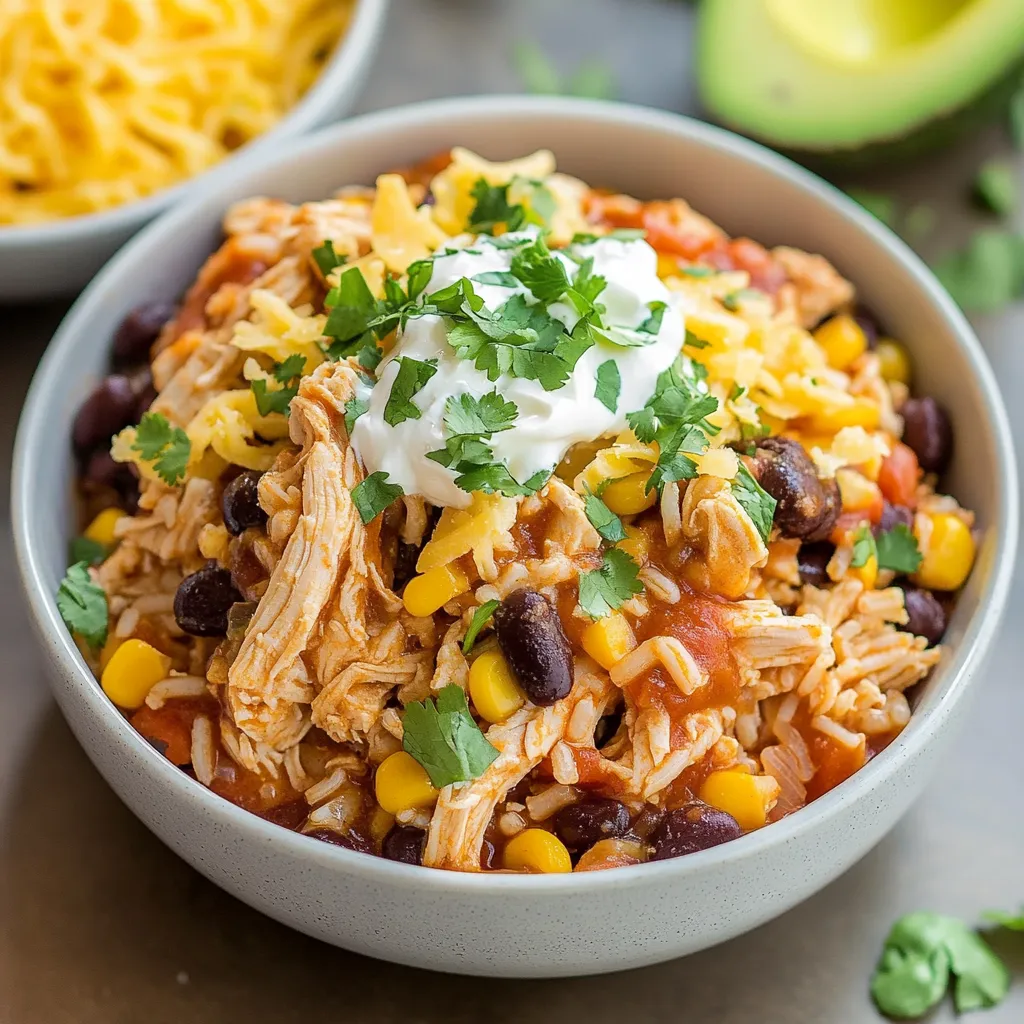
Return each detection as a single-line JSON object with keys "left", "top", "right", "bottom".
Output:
{"left": 594, "top": 359, "right": 621, "bottom": 412}
{"left": 402, "top": 684, "right": 500, "bottom": 787}
{"left": 984, "top": 908, "right": 1024, "bottom": 930}
{"left": 462, "top": 600, "right": 500, "bottom": 655}
{"left": 131, "top": 412, "right": 191, "bottom": 486}
{"left": 577, "top": 548, "right": 643, "bottom": 619}
{"left": 383, "top": 357, "right": 437, "bottom": 427}
{"left": 443, "top": 391, "right": 518, "bottom": 437}
{"left": 274, "top": 354, "right": 306, "bottom": 383}
{"left": 252, "top": 379, "right": 298, "bottom": 417}
{"left": 70, "top": 536, "right": 109, "bottom": 567}
{"left": 406, "top": 258, "right": 435, "bottom": 300}
{"left": 584, "top": 491, "right": 627, "bottom": 543}
{"left": 851, "top": 524, "right": 878, "bottom": 568}
{"left": 876, "top": 523, "right": 923, "bottom": 574}
{"left": 350, "top": 472, "right": 403, "bottom": 524}
{"left": 721, "top": 288, "right": 763, "bottom": 312}
{"left": 513, "top": 177, "right": 557, "bottom": 227}
{"left": 637, "top": 300, "right": 667, "bottom": 335}
{"left": 343, "top": 396, "right": 369, "bottom": 435}
{"left": 510, "top": 233, "right": 570, "bottom": 303}
{"left": 647, "top": 423, "right": 708, "bottom": 494}
{"left": 974, "top": 159, "right": 1017, "bottom": 218}
{"left": 467, "top": 179, "right": 527, "bottom": 234}
{"left": 312, "top": 240, "right": 345, "bottom": 277}
{"left": 472, "top": 271, "right": 519, "bottom": 287}
{"left": 57, "top": 561, "right": 108, "bottom": 649}
{"left": 452, "top": 462, "right": 549, "bottom": 497}
{"left": 730, "top": 463, "right": 777, "bottom": 544}
{"left": 679, "top": 265, "right": 716, "bottom": 279}
{"left": 323, "top": 266, "right": 380, "bottom": 349}
{"left": 684, "top": 329, "right": 710, "bottom": 349}
{"left": 871, "top": 913, "right": 1009, "bottom": 1020}
{"left": 932, "top": 229, "right": 1024, "bottom": 312}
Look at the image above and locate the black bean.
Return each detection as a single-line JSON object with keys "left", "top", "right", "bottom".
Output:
{"left": 112, "top": 301, "right": 176, "bottom": 367}
{"left": 901, "top": 397, "right": 953, "bottom": 474}
{"left": 221, "top": 471, "right": 267, "bottom": 535}
{"left": 72, "top": 375, "right": 138, "bottom": 454}
{"left": 82, "top": 450, "right": 140, "bottom": 513}
{"left": 173, "top": 563, "right": 241, "bottom": 637}
{"left": 742, "top": 436, "right": 840, "bottom": 541}
{"left": 898, "top": 587, "right": 947, "bottom": 647}
{"left": 305, "top": 828, "right": 373, "bottom": 855}
{"left": 554, "top": 799, "right": 631, "bottom": 853}
{"left": 381, "top": 825, "right": 425, "bottom": 865}
{"left": 798, "top": 541, "right": 834, "bottom": 587}
{"left": 876, "top": 501, "right": 914, "bottom": 535}
{"left": 494, "top": 588, "right": 574, "bottom": 706}
{"left": 853, "top": 308, "right": 879, "bottom": 349}
{"left": 650, "top": 801, "right": 742, "bottom": 860}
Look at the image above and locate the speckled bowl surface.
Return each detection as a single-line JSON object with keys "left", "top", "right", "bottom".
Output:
{"left": 12, "top": 96, "right": 1018, "bottom": 977}
{"left": 0, "top": 0, "right": 388, "bottom": 303}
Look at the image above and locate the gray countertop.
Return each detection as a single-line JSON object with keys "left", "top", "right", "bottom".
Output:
{"left": 1, "top": 2, "right": 1022, "bottom": 1020}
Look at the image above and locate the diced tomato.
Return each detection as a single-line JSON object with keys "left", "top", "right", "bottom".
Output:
{"left": 129, "top": 703, "right": 198, "bottom": 765}
{"left": 641, "top": 202, "right": 718, "bottom": 259}
{"left": 878, "top": 443, "right": 920, "bottom": 509}
{"left": 583, "top": 192, "right": 644, "bottom": 229}
{"left": 830, "top": 510, "right": 869, "bottom": 544}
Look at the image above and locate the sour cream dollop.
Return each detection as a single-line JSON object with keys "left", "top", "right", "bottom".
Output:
{"left": 350, "top": 232, "right": 685, "bottom": 508}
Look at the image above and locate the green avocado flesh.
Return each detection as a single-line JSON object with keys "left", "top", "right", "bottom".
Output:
{"left": 697, "top": 0, "right": 1024, "bottom": 159}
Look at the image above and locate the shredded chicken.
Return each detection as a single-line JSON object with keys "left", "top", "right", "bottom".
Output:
{"left": 772, "top": 246, "right": 855, "bottom": 328}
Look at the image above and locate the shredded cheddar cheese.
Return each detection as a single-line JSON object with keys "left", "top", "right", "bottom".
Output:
{"left": 0, "top": 0, "right": 355, "bottom": 225}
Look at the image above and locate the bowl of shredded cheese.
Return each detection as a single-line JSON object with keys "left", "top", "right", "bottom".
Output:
{"left": 0, "top": 0, "right": 388, "bottom": 301}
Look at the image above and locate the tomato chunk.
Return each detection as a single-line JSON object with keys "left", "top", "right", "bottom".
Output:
{"left": 878, "top": 443, "right": 920, "bottom": 508}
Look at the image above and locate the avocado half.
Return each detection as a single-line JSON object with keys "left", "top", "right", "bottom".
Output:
{"left": 697, "top": 0, "right": 1024, "bottom": 166}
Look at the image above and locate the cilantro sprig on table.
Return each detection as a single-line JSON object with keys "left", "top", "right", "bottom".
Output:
{"left": 402, "top": 684, "right": 499, "bottom": 787}
{"left": 130, "top": 412, "right": 191, "bottom": 486}
{"left": 57, "top": 562, "right": 109, "bottom": 649}
{"left": 871, "top": 912, "right": 1010, "bottom": 1019}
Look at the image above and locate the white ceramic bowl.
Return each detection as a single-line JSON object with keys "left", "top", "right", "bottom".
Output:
{"left": 13, "top": 97, "right": 1018, "bottom": 978}
{"left": 0, "top": 0, "right": 388, "bottom": 304}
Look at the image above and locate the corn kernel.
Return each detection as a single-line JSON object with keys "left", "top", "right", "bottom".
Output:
{"left": 616, "top": 525, "right": 649, "bottom": 564}
{"left": 876, "top": 338, "right": 912, "bottom": 385}
{"left": 814, "top": 314, "right": 868, "bottom": 371}
{"left": 582, "top": 612, "right": 636, "bottom": 670}
{"left": 836, "top": 468, "right": 882, "bottom": 513}
{"left": 469, "top": 650, "right": 525, "bottom": 724}
{"left": 848, "top": 553, "right": 878, "bottom": 590}
{"left": 602, "top": 472, "right": 657, "bottom": 516}
{"left": 699, "top": 769, "right": 778, "bottom": 830}
{"left": 914, "top": 513, "right": 975, "bottom": 591}
{"left": 83, "top": 507, "right": 126, "bottom": 548}
{"left": 657, "top": 253, "right": 681, "bottom": 278}
{"left": 100, "top": 638, "right": 171, "bottom": 709}
{"left": 402, "top": 564, "right": 470, "bottom": 617}
{"left": 503, "top": 828, "right": 572, "bottom": 873}
{"left": 810, "top": 397, "right": 881, "bottom": 433}
{"left": 374, "top": 751, "right": 438, "bottom": 815}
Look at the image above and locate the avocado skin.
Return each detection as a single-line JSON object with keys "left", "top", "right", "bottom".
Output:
{"left": 708, "top": 57, "right": 1024, "bottom": 173}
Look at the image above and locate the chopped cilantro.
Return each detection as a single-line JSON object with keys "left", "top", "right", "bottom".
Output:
{"left": 876, "top": 523, "right": 923, "bottom": 574}
{"left": 350, "top": 471, "right": 403, "bottom": 525}
{"left": 406, "top": 259, "right": 435, "bottom": 300}
{"left": 637, "top": 300, "right": 667, "bottom": 335}
{"left": 578, "top": 548, "right": 643, "bottom": 619}
{"left": 383, "top": 357, "right": 437, "bottom": 427}
{"left": 851, "top": 524, "right": 877, "bottom": 568}
{"left": 343, "top": 395, "right": 368, "bottom": 435}
{"left": 721, "top": 288, "right": 763, "bottom": 312}
{"left": 57, "top": 562, "right": 108, "bottom": 649}
{"left": 471, "top": 271, "right": 519, "bottom": 287}
{"left": 510, "top": 233, "right": 570, "bottom": 302}
{"left": 402, "top": 684, "right": 500, "bottom": 787}
{"left": 252, "top": 355, "right": 304, "bottom": 416}
{"left": 973, "top": 159, "right": 1018, "bottom": 218}
{"left": 130, "top": 412, "right": 191, "bottom": 486}
{"left": 680, "top": 265, "right": 716, "bottom": 279}
{"left": 466, "top": 179, "right": 527, "bottom": 234}
{"left": 730, "top": 463, "right": 776, "bottom": 544}
{"left": 69, "top": 536, "right": 109, "bottom": 567}
{"left": 312, "top": 240, "right": 345, "bottom": 277}
{"left": 453, "top": 463, "right": 551, "bottom": 497}
{"left": 274, "top": 354, "right": 305, "bottom": 382}
{"left": 583, "top": 491, "right": 627, "bottom": 543}
{"left": 323, "top": 266, "right": 381, "bottom": 353}
{"left": 626, "top": 356, "right": 719, "bottom": 495}
{"left": 462, "top": 600, "right": 500, "bottom": 655}
{"left": 870, "top": 912, "right": 1009, "bottom": 1019}
{"left": 594, "top": 359, "right": 621, "bottom": 413}
{"left": 684, "top": 329, "right": 710, "bottom": 349}
{"left": 443, "top": 391, "right": 518, "bottom": 436}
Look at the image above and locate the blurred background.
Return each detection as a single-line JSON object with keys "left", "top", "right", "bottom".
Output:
{"left": 2, "top": 1, "right": 1023, "bottom": 1021}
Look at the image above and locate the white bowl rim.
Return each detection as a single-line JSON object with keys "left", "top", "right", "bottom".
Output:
{"left": 13, "top": 94, "right": 1019, "bottom": 896}
{"left": 0, "top": 0, "right": 389, "bottom": 246}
